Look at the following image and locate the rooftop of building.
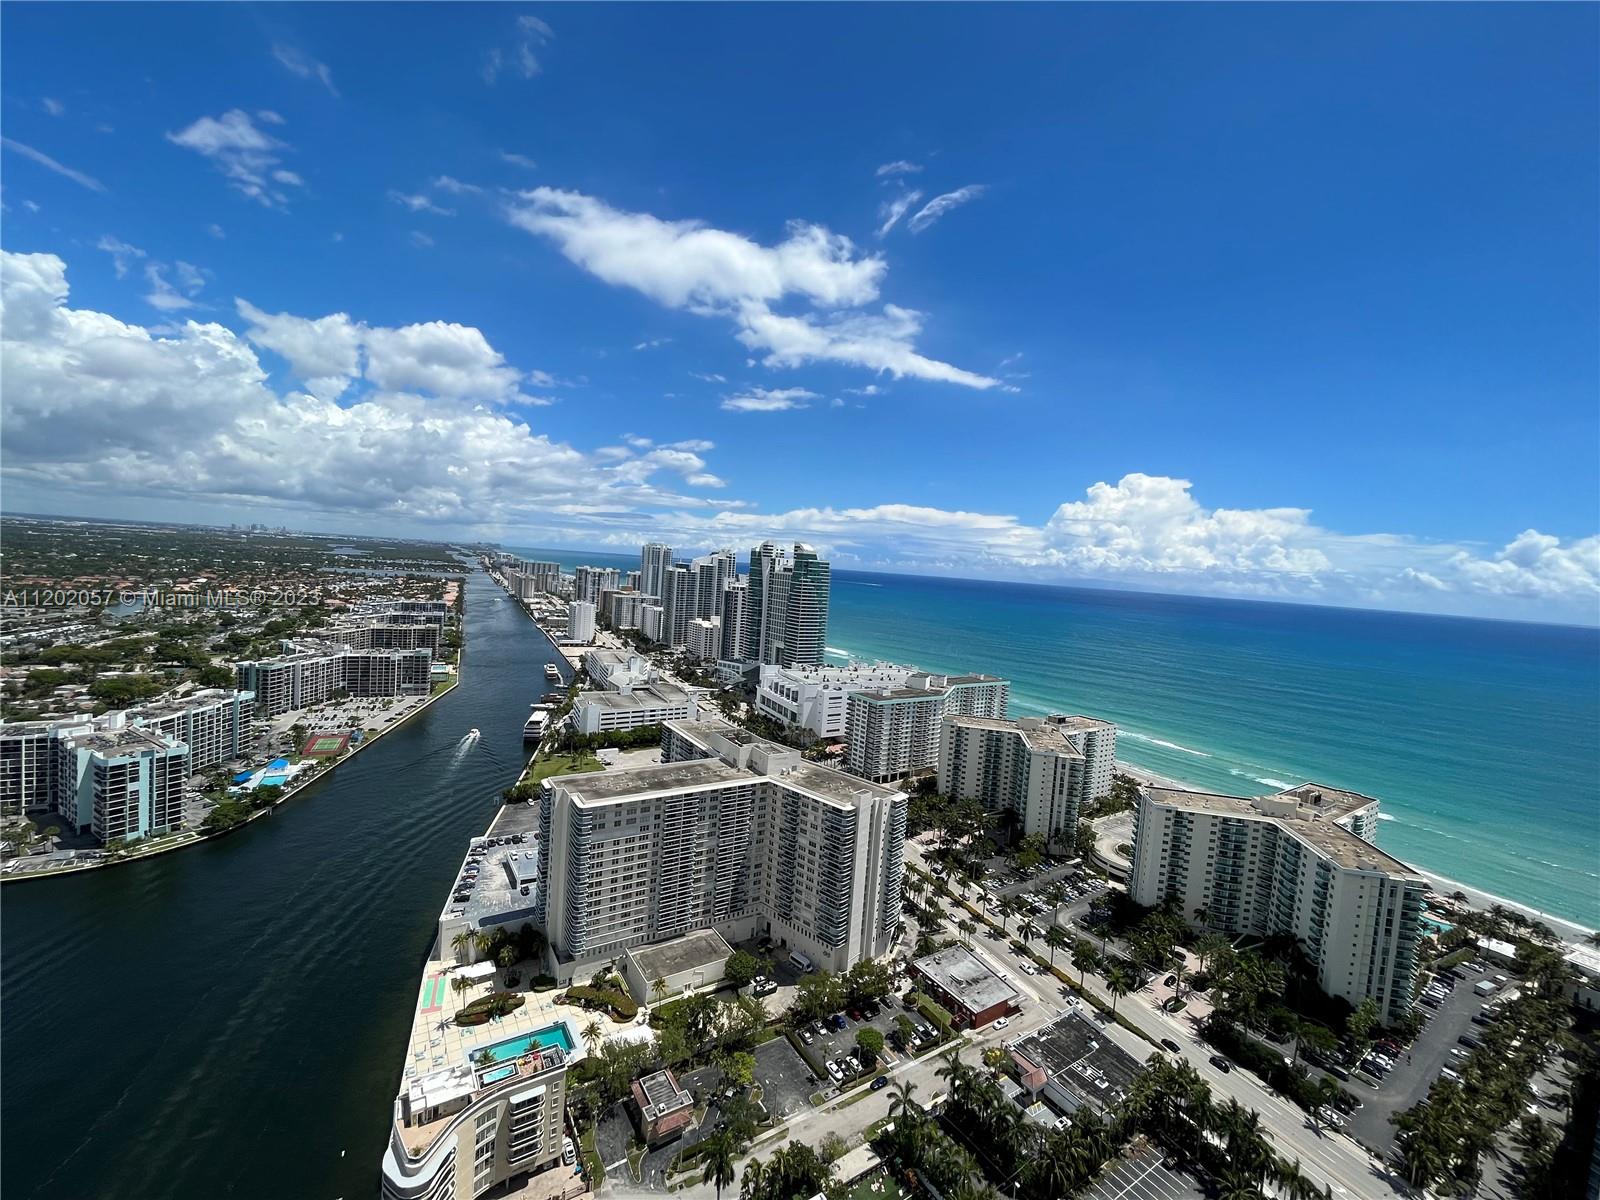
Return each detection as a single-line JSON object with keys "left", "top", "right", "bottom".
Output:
{"left": 64, "top": 725, "right": 183, "bottom": 756}
{"left": 912, "top": 944, "right": 1021, "bottom": 1014}
{"left": 1008, "top": 1011, "right": 1144, "bottom": 1111}
{"left": 944, "top": 714, "right": 1086, "bottom": 757}
{"left": 1141, "top": 785, "right": 1421, "bottom": 876}
{"left": 1272, "top": 782, "right": 1382, "bottom": 818}
{"left": 125, "top": 688, "right": 250, "bottom": 719}
{"left": 628, "top": 929, "right": 733, "bottom": 982}
{"left": 1563, "top": 943, "right": 1600, "bottom": 979}
{"left": 440, "top": 835, "right": 542, "bottom": 931}
{"left": 574, "top": 681, "right": 690, "bottom": 711}
{"left": 547, "top": 756, "right": 751, "bottom": 803}
{"left": 906, "top": 671, "right": 1008, "bottom": 689}
{"left": 852, "top": 686, "right": 948, "bottom": 703}
{"left": 632, "top": 1069, "right": 693, "bottom": 1121}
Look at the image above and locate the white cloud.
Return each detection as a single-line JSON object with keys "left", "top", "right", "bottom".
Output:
{"left": 41, "top": 98, "right": 65, "bottom": 117}
{"left": 408, "top": 231, "right": 435, "bottom": 249}
{"left": 875, "top": 189, "right": 922, "bottom": 239}
{"left": 272, "top": 44, "right": 339, "bottom": 96}
{"left": 830, "top": 397, "right": 845, "bottom": 408}
{"left": 433, "top": 175, "right": 483, "bottom": 195}
{"left": 257, "top": 109, "right": 286, "bottom": 125}
{"left": 909, "top": 185, "right": 987, "bottom": 234}
{"left": 500, "top": 151, "right": 538, "bottom": 169}
{"left": 167, "top": 110, "right": 303, "bottom": 208}
{"left": 1, "top": 137, "right": 106, "bottom": 193}
{"left": 143, "top": 263, "right": 195, "bottom": 312}
{"left": 507, "top": 187, "right": 998, "bottom": 389}
{"left": 691, "top": 372, "right": 726, "bottom": 384}
{"left": 389, "top": 189, "right": 454, "bottom": 216}
{"left": 2, "top": 249, "right": 728, "bottom": 531}
{"left": 633, "top": 337, "right": 672, "bottom": 351}
{"left": 483, "top": 15, "right": 553, "bottom": 83}
{"left": 235, "top": 299, "right": 363, "bottom": 401}
{"left": 96, "top": 235, "right": 146, "bottom": 278}
{"left": 23, "top": 200, "right": 41, "bottom": 214}
{"left": 847, "top": 384, "right": 884, "bottom": 396}
{"left": 207, "top": 223, "right": 226, "bottom": 239}
{"left": 876, "top": 160, "right": 922, "bottom": 177}
{"left": 686, "top": 473, "right": 726, "bottom": 488}
{"left": 720, "top": 387, "right": 817, "bottom": 412}
{"left": 174, "top": 261, "right": 207, "bottom": 294}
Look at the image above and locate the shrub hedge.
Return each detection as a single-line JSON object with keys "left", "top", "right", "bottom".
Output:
{"left": 565, "top": 984, "right": 639, "bottom": 1021}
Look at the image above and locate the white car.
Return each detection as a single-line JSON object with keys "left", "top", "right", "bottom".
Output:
{"left": 993, "top": 1016, "right": 1010, "bottom": 1030}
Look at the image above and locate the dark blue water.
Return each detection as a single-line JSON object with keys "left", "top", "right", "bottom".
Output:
{"left": 0, "top": 570, "right": 562, "bottom": 1200}
{"left": 513, "top": 547, "right": 1598, "bottom": 925}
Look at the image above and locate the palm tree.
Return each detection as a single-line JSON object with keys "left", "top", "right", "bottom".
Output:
{"left": 700, "top": 1133, "right": 737, "bottom": 1200}
{"left": 451, "top": 975, "right": 472, "bottom": 1014}
{"left": 496, "top": 945, "right": 517, "bottom": 970}
{"left": 888, "top": 1078, "right": 920, "bottom": 1125}
{"left": 1192, "top": 904, "right": 1210, "bottom": 929}
{"left": 1072, "top": 938, "right": 1101, "bottom": 988}
{"left": 582, "top": 1019, "right": 604, "bottom": 1054}
{"left": 651, "top": 976, "right": 668, "bottom": 1005}
{"left": 450, "top": 928, "right": 474, "bottom": 963}
{"left": 957, "top": 918, "right": 977, "bottom": 947}
{"left": 1105, "top": 965, "right": 1133, "bottom": 1015}
{"left": 1044, "top": 925, "right": 1068, "bottom": 967}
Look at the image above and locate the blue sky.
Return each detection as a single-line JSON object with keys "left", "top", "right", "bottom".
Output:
{"left": 2, "top": 3, "right": 1596, "bottom": 622}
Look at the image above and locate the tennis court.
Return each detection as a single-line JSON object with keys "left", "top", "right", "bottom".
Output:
{"left": 302, "top": 731, "right": 351, "bottom": 756}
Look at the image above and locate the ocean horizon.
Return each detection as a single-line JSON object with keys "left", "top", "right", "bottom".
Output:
{"left": 507, "top": 546, "right": 1600, "bottom": 928}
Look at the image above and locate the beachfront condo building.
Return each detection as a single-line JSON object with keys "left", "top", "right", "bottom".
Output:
{"left": 639, "top": 542, "right": 674, "bottom": 602}
{"left": 536, "top": 717, "right": 906, "bottom": 975}
{"left": 53, "top": 722, "right": 189, "bottom": 842}
{"left": 658, "top": 564, "right": 698, "bottom": 649}
{"left": 601, "top": 588, "right": 647, "bottom": 631}
{"left": 691, "top": 550, "right": 738, "bottom": 621}
{"left": 686, "top": 617, "right": 721, "bottom": 662}
{"left": 574, "top": 565, "right": 620, "bottom": 607}
{"left": 745, "top": 541, "right": 831, "bottom": 668}
{"left": 846, "top": 672, "right": 1010, "bottom": 782}
{"left": 938, "top": 713, "right": 1117, "bottom": 851}
{"left": 719, "top": 578, "right": 752, "bottom": 661}
{"left": 1129, "top": 784, "right": 1425, "bottom": 1025}
{"left": 756, "top": 661, "right": 917, "bottom": 740}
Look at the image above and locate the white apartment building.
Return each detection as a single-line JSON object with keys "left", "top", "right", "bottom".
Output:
{"left": 938, "top": 713, "right": 1117, "bottom": 851}
{"left": 686, "top": 617, "right": 721, "bottom": 662}
{"left": 639, "top": 604, "right": 665, "bottom": 644}
{"left": 570, "top": 682, "right": 697, "bottom": 734}
{"left": 1129, "top": 784, "right": 1425, "bottom": 1025}
{"left": 236, "top": 639, "right": 432, "bottom": 719}
{"left": 639, "top": 542, "right": 673, "bottom": 602}
{"left": 0, "top": 720, "right": 68, "bottom": 818}
{"left": 566, "top": 601, "right": 595, "bottom": 644}
{"left": 846, "top": 672, "right": 1009, "bottom": 783}
{"left": 603, "top": 589, "right": 647, "bottom": 631}
{"left": 573, "top": 566, "right": 620, "bottom": 607}
{"left": 581, "top": 649, "right": 653, "bottom": 692}
{"left": 124, "top": 688, "right": 255, "bottom": 772}
{"left": 537, "top": 717, "right": 905, "bottom": 975}
{"left": 719, "top": 578, "right": 751, "bottom": 661}
{"left": 755, "top": 662, "right": 917, "bottom": 740}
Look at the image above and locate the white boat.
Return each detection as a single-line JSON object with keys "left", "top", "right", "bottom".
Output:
{"left": 523, "top": 706, "right": 552, "bottom": 741}
{"left": 544, "top": 663, "right": 562, "bottom": 683}
{"left": 466, "top": 727, "right": 481, "bottom": 739}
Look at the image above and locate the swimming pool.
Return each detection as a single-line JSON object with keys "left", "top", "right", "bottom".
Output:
{"left": 480, "top": 1064, "right": 517, "bottom": 1084}
{"left": 259, "top": 774, "right": 290, "bottom": 788}
{"left": 480, "top": 1023, "right": 575, "bottom": 1064}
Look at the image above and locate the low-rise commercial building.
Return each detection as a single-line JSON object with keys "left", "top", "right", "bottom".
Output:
{"left": 909, "top": 944, "right": 1021, "bottom": 1029}
{"left": 1130, "top": 784, "right": 1426, "bottom": 1025}
{"left": 630, "top": 1069, "right": 696, "bottom": 1146}
{"left": 1008, "top": 1011, "right": 1144, "bottom": 1116}
{"left": 622, "top": 928, "right": 733, "bottom": 1002}
{"left": 582, "top": 649, "right": 654, "bottom": 692}
{"left": 570, "top": 682, "right": 697, "bottom": 734}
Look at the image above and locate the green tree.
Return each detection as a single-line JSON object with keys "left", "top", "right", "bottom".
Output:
{"left": 855, "top": 1027, "right": 886, "bottom": 1065}
{"left": 1072, "top": 938, "right": 1101, "bottom": 988}
{"left": 724, "top": 950, "right": 763, "bottom": 989}
{"left": 1346, "top": 996, "right": 1380, "bottom": 1057}
{"left": 651, "top": 976, "right": 669, "bottom": 1005}
{"left": 701, "top": 1133, "right": 737, "bottom": 1200}
{"left": 1105, "top": 965, "right": 1133, "bottom": 1015}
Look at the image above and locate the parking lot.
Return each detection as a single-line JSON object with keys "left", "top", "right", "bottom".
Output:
{"left": 1081, "top": 1145, "right": 1207, "bottom": 1200}
{"left": 1325, "top": 960, "right": 1510, "bottom": 1154}
{"left": 752, "top": 1032, "right": 819, "bottom": 1119}
{"left": 793, "top": 998, "right": 906, "bottom": 1088}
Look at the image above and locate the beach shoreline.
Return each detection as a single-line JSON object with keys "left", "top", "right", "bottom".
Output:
{"left": 1112, "top": 759, "right": 1597, "bottom": 942}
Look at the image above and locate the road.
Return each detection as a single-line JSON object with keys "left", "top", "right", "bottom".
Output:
{"left": 606, "top": 847, "right": 1415, "bottom": 1200}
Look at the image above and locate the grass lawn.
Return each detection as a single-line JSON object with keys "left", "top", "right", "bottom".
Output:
{"left": 847, "top": 1172, "right": 905, "bottom": 1200}
{"left": 522, "top": 751, "right": 604, "bottom": 787}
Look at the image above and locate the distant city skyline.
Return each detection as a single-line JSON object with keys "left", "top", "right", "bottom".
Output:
{"left": 2, "top": 5, "right": 1596, "bottom": 624}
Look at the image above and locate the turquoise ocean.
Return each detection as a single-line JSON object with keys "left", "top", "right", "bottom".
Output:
{"left": 511, "top": 548, "right": 1599, "bottom": 928}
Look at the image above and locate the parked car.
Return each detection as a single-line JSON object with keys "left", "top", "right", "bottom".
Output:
{"left": 993, "top": 1016, "right": 1010, "bottom": 1030}
{"left": 800, "top": 1030, "right": 814, "bottom": 1045}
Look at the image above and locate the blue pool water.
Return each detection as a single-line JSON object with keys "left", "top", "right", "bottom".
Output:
{"left": 481, "top": 1024, "right": 574, "bottom": 1064}
{"left": 480, "top": 1065, "right": 516, "bottom": 1084}
{"left": 260, "top": 774, "right": 289, "bottom": 788}
{"left": 267, "top": 758, "right": 289, "bottom": 770}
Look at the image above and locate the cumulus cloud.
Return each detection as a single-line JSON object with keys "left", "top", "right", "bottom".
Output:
{"left": 272, "top": 44, "right": 339, "bottom": 96}
{"left": 1, "top": 250, "right": 729, "bottom": 530}
{"left": 167, "top": 110, "right": 303, "bottom": 208}
{"left": 506, "top": 187, "right": 999, "bottom": 389}
{"left": 6, "top": 249, "right": 1594, "bottom": 623}
{"left": 1, "top": 137, "right": 105, "bottom": 193}
{"left": 720, "top": 387, "right": 817, "bottom": 412}
{"left": 875, "top": 189, "right": 922, "bottom": 239}
{"left": 144, "top": 263, "right": 197, "bottom": 311}
{"left": 908, "top": 185, "right": 987, "bottom": 234}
